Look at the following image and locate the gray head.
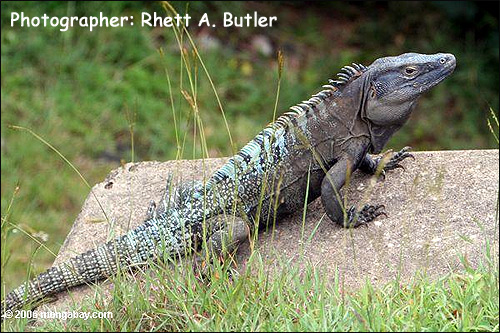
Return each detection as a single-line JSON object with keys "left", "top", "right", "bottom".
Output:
{"left": 363, "top": 52, "right": 456, "bottom": 127}
{"left": 354, "top": 52, "right": 456, "bottom": 153}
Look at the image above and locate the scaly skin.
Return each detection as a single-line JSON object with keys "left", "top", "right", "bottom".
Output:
{"left": 1, "top": 52, "right": 456, "bottom": 318}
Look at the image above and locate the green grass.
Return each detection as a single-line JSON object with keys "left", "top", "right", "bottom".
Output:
{"left": 3, "top": 249, "right": 499, "bottom": 331}
{"left": 1, "top": 1, "right": 499, "bottom": 331}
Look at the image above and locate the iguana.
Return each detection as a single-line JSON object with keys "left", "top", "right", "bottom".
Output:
{"left": 1, "top": 52, "right": 456, "bottom": 317}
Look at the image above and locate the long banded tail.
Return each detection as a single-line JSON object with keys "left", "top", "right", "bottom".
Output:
{"left": 1, "top": 210, "right": 192, "bottom": 317}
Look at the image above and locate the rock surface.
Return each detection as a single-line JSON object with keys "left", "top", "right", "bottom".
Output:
{"left": 40, "top": 150, "right": 499, "bottom": 312}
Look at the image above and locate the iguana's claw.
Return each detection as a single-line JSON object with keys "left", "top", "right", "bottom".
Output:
{"left": 346, "top": 204, "right": 386, "bottom": 227}
{"left": 391, "top": 164, "right": 406, "bottom": 172}
{"left": 384, "top": 146, "right": 414, "bottom": 171}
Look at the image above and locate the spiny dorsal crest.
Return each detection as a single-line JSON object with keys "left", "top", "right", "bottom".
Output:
{"left": 277, "top": 62, "right": 368, "bottom": 124}
{"left": 330, "top": 63, "right": 367, "bottom": 87}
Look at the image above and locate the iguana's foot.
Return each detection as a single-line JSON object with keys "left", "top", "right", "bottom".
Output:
{"left": 192, "top": 215, "right": 249, "bottom": 280}
{"left": 383, "top": 146, "right": 414, "bottom": 172}
{"left": 191, "top": 251, "right": 212, "bottom": 280}
{"left": 191, "top": 251, "right": 236, "bottom": 282}
{"left": 345, "top": 204, "right": 386, "bottom": 227}
{"left": 360, "top": 147, "right": 414, "bottom": 178}
{"left": 372, "top": 146, "right": 414, "bottom": 179}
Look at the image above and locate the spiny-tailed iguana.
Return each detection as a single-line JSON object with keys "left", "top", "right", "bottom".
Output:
{"left": 1, "top": 52, "right": 456, "bottom": 317}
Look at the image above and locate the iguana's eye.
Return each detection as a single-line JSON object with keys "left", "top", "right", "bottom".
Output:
{"left": 404, "top": 66, "right": 418, "bottom": 76}
{"left": 370, "top": 85, "right": 376, "bottom": 98}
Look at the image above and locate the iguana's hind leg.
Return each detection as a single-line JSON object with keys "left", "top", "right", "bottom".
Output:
{"left": 359, "top": 146, "right": 414, "bottom": 177}
{"left": 193, "top": 215, "right": 249, "bottom": 272}
{"left": 204, "top": 215, "right": 249, "bottom": 258}
{"left": 321, "top": 157, "right": 386, "bottom": 228}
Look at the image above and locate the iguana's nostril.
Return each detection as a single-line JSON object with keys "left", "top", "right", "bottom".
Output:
{"left": 439, "top": 57, "right": 446, "bottom": 64}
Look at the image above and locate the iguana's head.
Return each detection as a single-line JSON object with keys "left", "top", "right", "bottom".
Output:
{"left": 364, "top": 52, "right": 456, "bottom": 126}
{"left": 360, "top": 52, "right": 456, "bottom": 152}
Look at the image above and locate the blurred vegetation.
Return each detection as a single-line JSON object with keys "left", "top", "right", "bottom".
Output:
{"left": 1, "top": 1, "right": 498, "bottom": 290}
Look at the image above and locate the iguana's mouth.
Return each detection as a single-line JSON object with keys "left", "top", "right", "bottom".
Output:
{"left": 426, "top": 54, "right": 456, "bottom": 89}
{"left": 438, "top": 53, "right": 456, "bottom": 78}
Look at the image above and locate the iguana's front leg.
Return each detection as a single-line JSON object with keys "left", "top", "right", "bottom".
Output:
{"left": 359, "top": 146, "right": 414, "bottom": 177}
{"left": 321, "top": 157, "right": 385, "bottom": 228}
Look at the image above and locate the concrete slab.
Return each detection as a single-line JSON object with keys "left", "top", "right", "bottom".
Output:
{"left": 39, "top": 150, "right": 499, "bottom": 311}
